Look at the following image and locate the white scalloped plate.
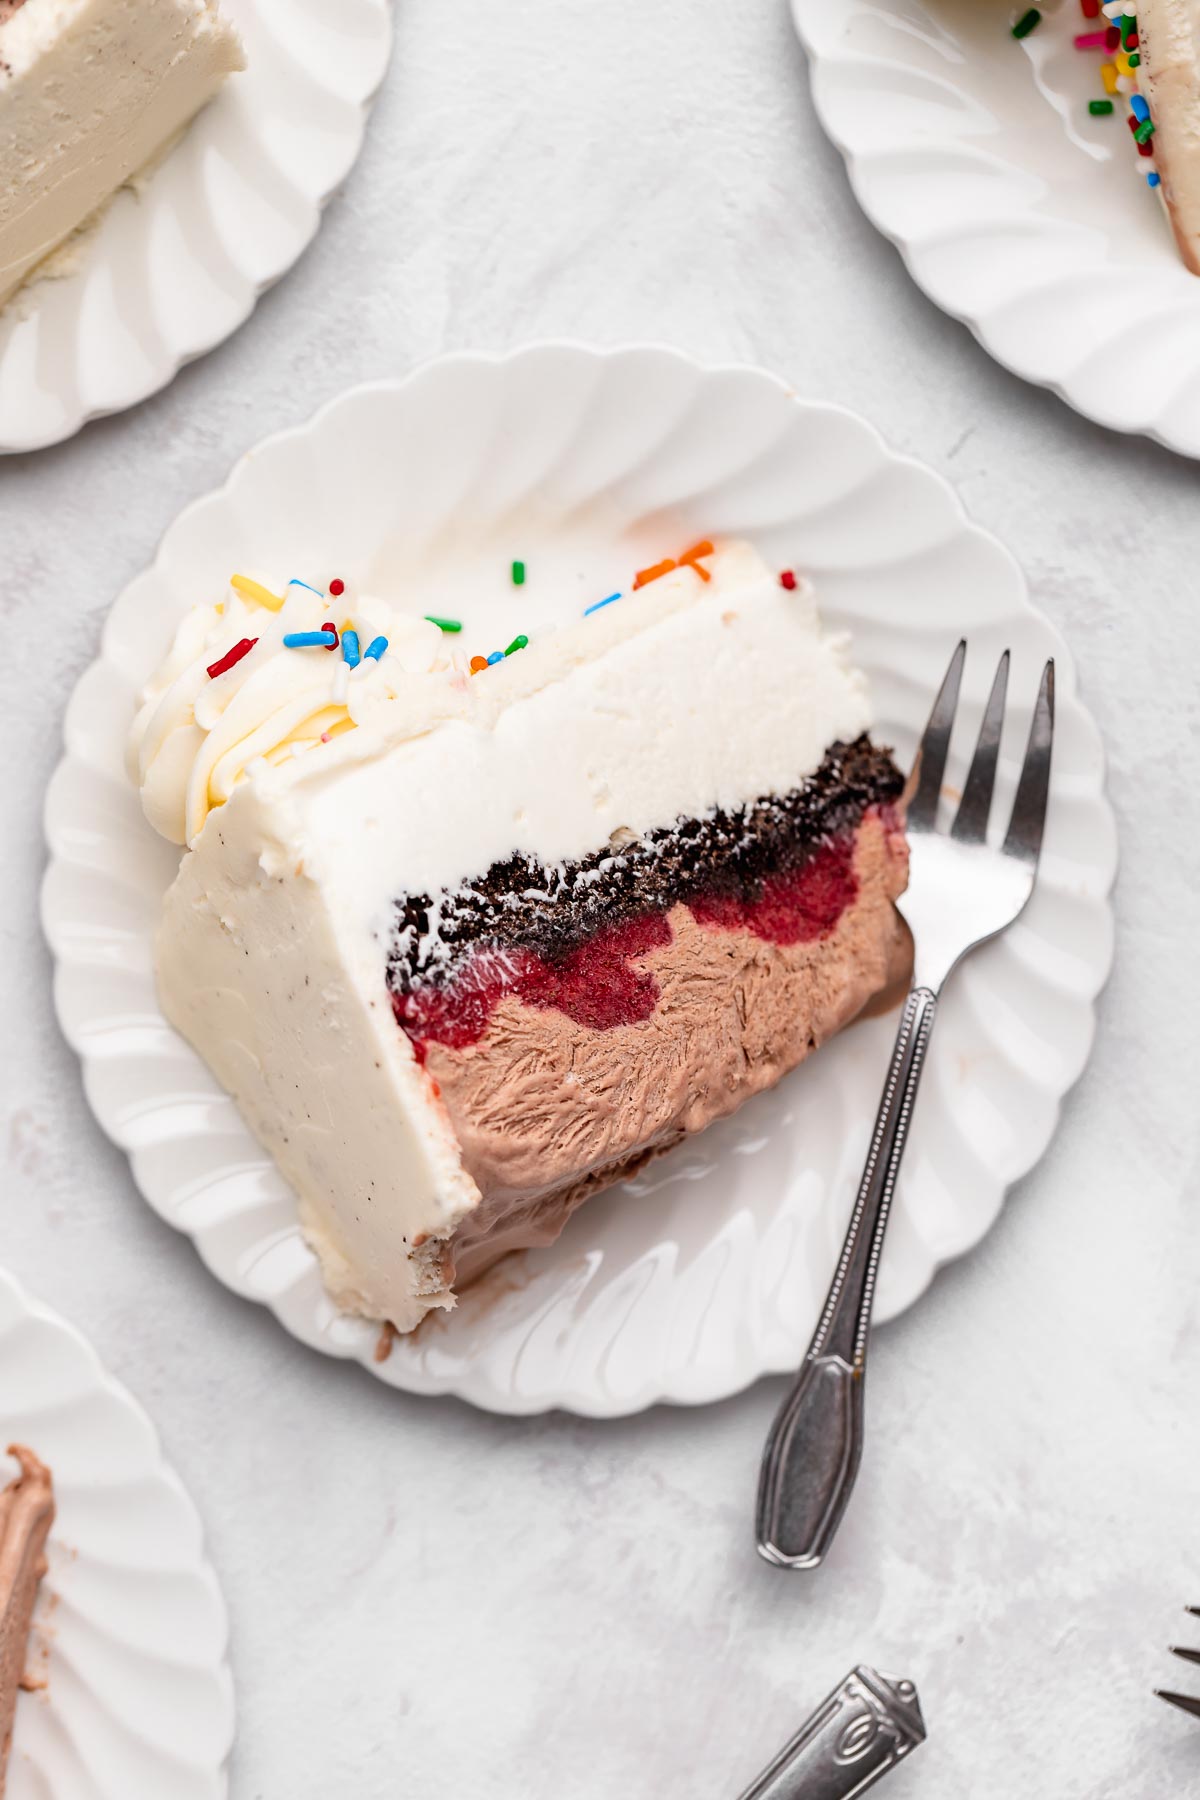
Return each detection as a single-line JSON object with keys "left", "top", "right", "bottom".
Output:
{"left": 0, "top": 1269, "right": 233, "bottom": 1799}
{"left": 0, "top": 0, "right": 393, "bottom": 454}
{"left": 42, "top": 345, "right": 1117, "bottom": 1416}
{"left": 792, "top": 0, "right": 1200, "bottom": 458}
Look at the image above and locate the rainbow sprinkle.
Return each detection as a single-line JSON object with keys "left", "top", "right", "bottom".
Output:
{"left": 206, "top": 637, "right": 257, "bottom": 679}
{"left": 363, "top": 636, "right": 389, "bottom": 663}
{"left": 584, "top": 592, "right": 622, "bottom": 616}
{"left": 511, "top": 560, "right": 526, "bottom": 586}
{"left": 342, "top": 630, "right": 361, "bottom": 667}
{"left": 1012, "top": 7, "right": 1041, "bottom": 38}
{"left": 504, "top": 634, "right": 528, "bottom": 656}
{"left": 633, "top": 539, "right": 715, "bottom": 591}
{"left": 288, "top": 579, "right": 324, "bottom": 599}
{"left": 425, "top": 615, "right": 462, "bottom": 633}
{"left": 230, "top": 575, "right": 286, "bottom": 612}
{"left": 283, "top": 630, "right": 338, "bottom": 649}
{"left": 633, "top": 557, "right": 676, "bottom": 591}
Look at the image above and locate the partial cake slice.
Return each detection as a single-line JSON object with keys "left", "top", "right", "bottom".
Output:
{"left": 0, "top": 1448, "right": 53, "bottom": 1795}
{"left": 0, "top": 0, "right": 244, "bottom": 307}
{"left": 129, "top": 541, "right": 909, "bottom": 1333}
{"left": 1137, "top": 0, "right": 1200, "bottom": 271}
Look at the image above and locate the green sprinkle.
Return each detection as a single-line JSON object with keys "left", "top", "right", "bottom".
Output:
{"left": 1129, "top": 50, "right": 1141, "bottom": 66}
{"left": 1089, "top": 99, "right": 1114, "bottom": 116}
{"left": 504, "top": 634, "right": 529, "bottom": 656}
{"left": 1135, "top": 117, "right": 1155, "bottom": 143}
{"left": 1011, "top": 7, "right": 1040, "bottom": 38}
{"left": 424, "top": 615, "right": 462, "bottom": 633}
{"left": 511, "top": 560, "right": 526, "bottom": 586}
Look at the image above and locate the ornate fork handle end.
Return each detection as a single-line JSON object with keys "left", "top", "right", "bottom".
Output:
{"left": 736, "top": 1665, "right": 926, "bottom": 1800}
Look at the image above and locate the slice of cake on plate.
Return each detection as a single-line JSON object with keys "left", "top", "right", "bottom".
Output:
{"left": 0, "top": 1447, "right": 54, "bottom": 1794}
{"left": 1136, "top": 0, "right": 1200, "bottom": 271}
{"left": 0, "top": 0, "right": 244, "bottom": 307}
{"left": 129, "top": 541, "right": 910, "bottom": 1334}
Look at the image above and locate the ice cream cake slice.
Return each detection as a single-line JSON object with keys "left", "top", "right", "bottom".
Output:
{"left": 130, "top": 541, "right": 909, "bottom": 1333}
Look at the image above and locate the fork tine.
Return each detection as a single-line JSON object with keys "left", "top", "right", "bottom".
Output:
{"left": 1156, "top": 1690, "right": 1200, "bottom": 1722}
{"left": 907, "top": 640, "right": 966, "bottom": 831}
{"left": 1170, "top": 1646, "right": 1200, "bottom": 1667}
{"left": 1001, "top": 659, "right": 1055, "bottom": 865}
{"left": 950, "top": 651, "right": 1010, "bottom": 844}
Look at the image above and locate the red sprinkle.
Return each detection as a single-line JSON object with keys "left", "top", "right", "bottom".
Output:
{"left": 206, "top": 637, "right": 257, "bottom": 679}
{"left": 321, "top": 620, "right": 340, "bottom": 648}
{"left": 329, "top": 579, "right": 345, "bottom": 598}
{"left": 779, "top": 570, "right": 798, "bottom": 591}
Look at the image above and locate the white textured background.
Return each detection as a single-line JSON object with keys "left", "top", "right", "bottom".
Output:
{"left": 4, "top": 2, "right": 1200, "bottom": 1795}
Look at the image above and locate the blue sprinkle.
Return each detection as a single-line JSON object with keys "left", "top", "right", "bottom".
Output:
{"left": 487, "top": 650, "right": 504, "bottom": 665}
{"left": 341, "top": 630, "right": 361, "bottom": 667}
{"left": 287, "top": 579, "right": 325, "bottom": 598}
{"left": 583, "top": 592, "right": 622, "bottom": 617}
{"left": 283, "top": 630, "right": 338, "bottom": 648}
{"left": 363, "top": 636, "right": 389, "bottom": 663}
{"left": 1130, "top": 94, "right": 1150, "bottom": 122}
{"left": 1148, "top": 170, "right": 1162, "bottom": 187}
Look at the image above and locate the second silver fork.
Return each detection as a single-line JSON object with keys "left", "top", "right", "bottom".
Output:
{"left": 756, "top": 641, "right": 1055, "bottom": 1570}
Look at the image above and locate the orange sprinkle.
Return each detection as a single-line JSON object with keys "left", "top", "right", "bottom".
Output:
{"left": 469, "top": 655, "right": 489, "bottom": 673}
{"left": 633, "top": 557, "right": 677, "bottom": 590}
{"left": 679, "top": 539, "right": 714, "bottom": 581}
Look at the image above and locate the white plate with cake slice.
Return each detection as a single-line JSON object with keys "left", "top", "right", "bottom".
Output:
{"left": 42, "top": 344, "right": 1117, "bottom": 1417}
{"left": 792, "top": 0, "right": 1200, "bottom": 457}
{"left": 0, "top": 1268, "right": 233, "bottom": 1800}
{"left": 0, "top": 0, "right": 393, "bottom": 455}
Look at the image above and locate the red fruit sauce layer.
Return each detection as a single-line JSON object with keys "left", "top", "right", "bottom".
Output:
{"left": 395, "top": 832, "right": 859, "bottom": 1055}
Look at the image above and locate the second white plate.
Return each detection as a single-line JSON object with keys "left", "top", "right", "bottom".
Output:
{"left": 792, "top": 0, "right": 1200, "bottom": 457}
{"left": 0, "top": 0, "right": 393, "bottom": 454}
{"left": 0, "top": 1269, "right": 233, "bottom": 1800}
{"left": 42, "top": 344, "right": 1117, "bottom": 1416}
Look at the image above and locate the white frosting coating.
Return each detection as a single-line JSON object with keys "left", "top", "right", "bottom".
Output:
{"left": 0, "top": 0, "right": 243, "bottom": 306}
{"left": 143, "top": 541, "right": 877, "bottom": 1329}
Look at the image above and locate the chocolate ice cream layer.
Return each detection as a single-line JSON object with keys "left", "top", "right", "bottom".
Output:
{"left": 0, "top": 1448, "right": 53, "bottom": 1796}
{"left": 417, "top": 809, "right": 909, "bottom": 1285}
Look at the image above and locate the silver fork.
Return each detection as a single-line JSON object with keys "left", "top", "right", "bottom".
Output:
{"left": 757, "top": 641, "right": 1055, "bottom": 1569}
{"left": 1157, "top": 1609, "right": 1200, "bottom": 1722}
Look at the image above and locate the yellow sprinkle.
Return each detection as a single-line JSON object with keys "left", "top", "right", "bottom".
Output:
{"left": 1101, "top": 62, "right": 1119, "bottom": 95}
{"left": 1116, "top": 49, "right": 1133, "bottom": 77}
{"left": 230, "top": 574, "right": 286, "bottom": 612}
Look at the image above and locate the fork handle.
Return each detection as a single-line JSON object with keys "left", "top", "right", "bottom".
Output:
{"left": 756, "top": 986, "right": 938, "bottom": 1569}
